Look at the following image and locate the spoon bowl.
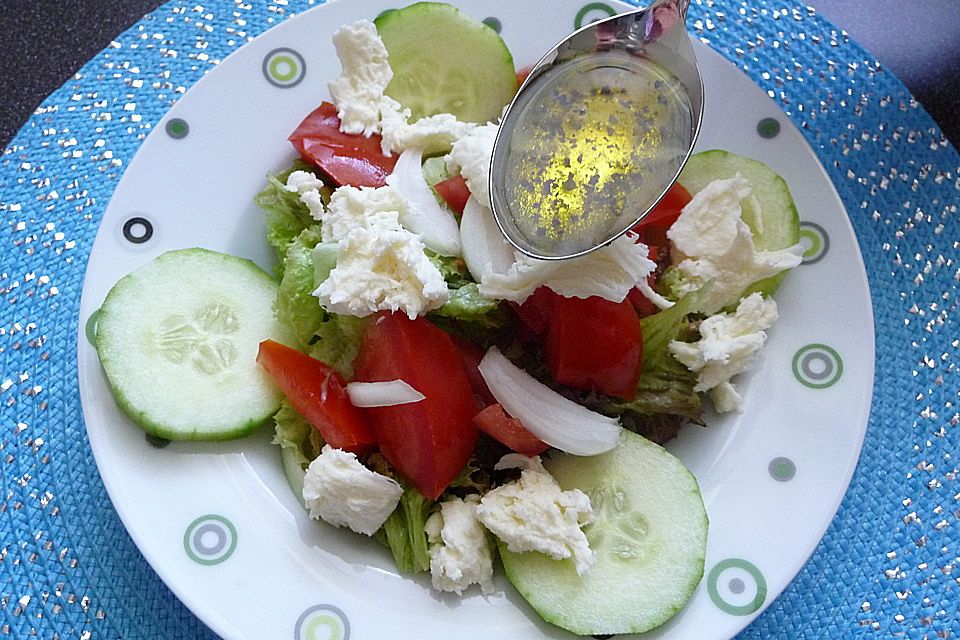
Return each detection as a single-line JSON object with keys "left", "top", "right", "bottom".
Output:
{"left": 488, "top": 0, "right": 703, "bottom": 260}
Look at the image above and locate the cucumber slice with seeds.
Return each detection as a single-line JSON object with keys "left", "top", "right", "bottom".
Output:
{"left": 95, "top": 248, "right": 287, "bottom": 440}
{"left": 499, "top": 430, "right": 708, "bottom": 636}
{"left": 375, "top": 2, "right": 518, "bottom": 124}
{"left": 678, "top": 150, "right": 801, "bottom": 298}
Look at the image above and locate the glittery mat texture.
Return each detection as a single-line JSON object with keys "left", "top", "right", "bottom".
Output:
{"left": 1, "top": 1, "right": 958, "bottom": 638}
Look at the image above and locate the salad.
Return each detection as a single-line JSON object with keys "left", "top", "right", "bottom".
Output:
{"left": 93, "top": 3, "right": 805, "bottom": 636}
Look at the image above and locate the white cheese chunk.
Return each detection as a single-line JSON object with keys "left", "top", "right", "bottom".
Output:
{"left": 424, "top": 495, "right": 495, "bottom": 595}
{"left": 666, "top": 176, "right": 803, "bottom": 314}
{"left": 476, "top": 455, "right": 595, "bottom": 575}
{"left": 380, "top": 96, "right": 478, "bottom": 156}
{"left": 668, "top": 292, "right": 779, "bottom": 412}
{"left": 328, "top": 21, "right": 393, "bottom": 137}
{"left": 302, "top": 445, "right": 403, "bottom": 536}
{"left": 314, "top": 222, "right": 449, "bottom": 319}
{"left": 285, "top": 170, "right": 327, "bottom": 220}
{"left": 445, "top": 123, "right": 499, "bottom": 208}
{"left": 320, "top": 184, "right": 406, "bottom": 243}
{"left": 478, "top": 234, "right": 656, "bottom": 304}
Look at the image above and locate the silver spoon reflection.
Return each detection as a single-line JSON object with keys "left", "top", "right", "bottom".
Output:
{"left": 488, "top": 0, "right": 703, "bottom": 260}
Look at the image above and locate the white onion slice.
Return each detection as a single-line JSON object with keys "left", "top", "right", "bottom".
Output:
{"left": 346, "top": 380, "right": 425, "bottom": 407}
{"left": 386, "top": 148, "right": 462, "bottom": 257}
{"left": 477, "top": 347, "right": 622, "bottom": 456}
{"left": 459, "top": 195, "right": 516, "bottom": 283}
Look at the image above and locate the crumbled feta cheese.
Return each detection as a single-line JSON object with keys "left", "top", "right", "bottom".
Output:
{"left": 476, "top": 455, "right": 595, "bottom": 575}
{"left": 668, "top": 292, "right": 779, "bottom": 412}
{"left": 302, "top": 445, "right": 403, "bottom": 536}
{"left": 284, "top": 170, "right": 326, "bottom": 194}
{"left": 328, "top": 21, "right": 393, "bottom": 137}
{"left": 446, "top": 123, "right": 499, "bottom": 207}
{"left": 380, "top": 96, "right": 478, "bottom": 156}
{"left": 424, "top": 495, "right": 495, "bottom": 595}
{"left": 320, "top": 184, "right": 407, "bottom": 243}
{"left": 285, "top": 170, "right": 327, "bottom": 220}
{"left": 478, "top": 234, "right": 657, "bottom": 304}
{"left": 666, "top": 176, "right": 803, "bottom": 313}
{"left": 314, "top": 186, "right": 449, "bottom": 318}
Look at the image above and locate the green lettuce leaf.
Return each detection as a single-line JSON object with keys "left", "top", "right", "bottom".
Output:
{"left": 255, "top": 160, "right": 325, "bottom": 264}
{"left": 427, "top": 251, "right": 473, "bottom": 289}
{"left": 272, "top": 400, "right": 323, "bottom": 466}
{"left": 421, "top": 156, "right": 451, "bottom": 187}
{"left": 308, "top": 313, "right": 366, "bottom": 379}
{"left": 433, "top": 283, "right": 498, "bottom": 320}
{"left": 602, "top": 291, "right": 702, "bottom": 423}
{"left": 379, "top": 485, "right": 434, "bottom": 574}
{"left": 274, "top": 226, "right": 325, "bottom": 347}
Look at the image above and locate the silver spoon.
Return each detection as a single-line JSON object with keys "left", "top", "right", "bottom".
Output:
{"left": 488, "top": 0, "right": 702, "bottom": 260}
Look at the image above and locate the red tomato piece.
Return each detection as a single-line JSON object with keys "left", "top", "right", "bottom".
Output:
{"left": 630, "top": 183, "right": 693, "bottom": 248}
{"left": 288, "top": 102, "right": 398, "bottom": 188}
{"left": 451, "top": 336, "right": 497, "bottom": 408}
{"left": 473, "top": 403, "right": 549, "bottom": 457}
{"left": 433, "top": 174, "right": 471, "bottom": 216}
{"left": 627, "top": 245, "right": 665, "bottom": 318}
{"left": 628, "top": 287, "right": 661, "bottom": 319}
{"left": 546, "top": 295, "right": 643, "bottom": 400}
{"left": 352, "top": 314, "right": 478, "bottom": 500}
{"left": 516, "top": 65, "right": 535, "bottom": 86}
{"left": 512, "top": 286, "right": 560, "bottom": 336}
{"left": 257, "top": 340, "right": 376, "bottom": 456}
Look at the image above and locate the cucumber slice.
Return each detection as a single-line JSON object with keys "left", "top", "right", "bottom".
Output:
{"left": 678, "top": 149, "right": 800, "bottom": 298}
{"left": 375, "top": 2, "right": 518, "bottom": 124}
{"left": 499, "top": 430, "right": 708, "bottom": 635}
{"left": 95, "top": 248, "right": 287, "bottom": 440}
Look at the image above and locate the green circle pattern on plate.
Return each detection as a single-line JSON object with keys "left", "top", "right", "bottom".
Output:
{"left": 707, "top": 558, "right": 768, "bottom": 616}
{"left": 165, "top": 118, "right": 190, "bottom": 139}
{"left": 183, "top": 514, "right": 238, "bottom": 566}
{"left": 798, "top": 222, "right": 830, "bottom": 264}
{"left": 574, "top": 2, "right": 617, "bottom": 29}
{"left": 262, "top": 47, "right": 306, "bottom": 88}
{"left": 756, "top": 117, "right": 781, "bottom": 139}
{"left": 295, "top": 604, "right": 350, "bottom": 640}
{"left": 792, "top": 343, "right": 844, "bottom": 389}
{"left": 769, "top": 456, "right": 796, "bottom": 482}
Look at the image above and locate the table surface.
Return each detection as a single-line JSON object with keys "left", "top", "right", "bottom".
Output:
{"left": 0, "top": 0, "right": 959, "bottom": 148}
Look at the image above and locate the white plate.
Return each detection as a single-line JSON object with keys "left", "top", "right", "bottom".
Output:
{"left": 77, "top": 1, "right": 874, "bottom": 638}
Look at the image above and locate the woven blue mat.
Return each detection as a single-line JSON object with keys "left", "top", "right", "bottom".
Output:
{"left": 1, "top": 1, "right": 958, "bottom": 638}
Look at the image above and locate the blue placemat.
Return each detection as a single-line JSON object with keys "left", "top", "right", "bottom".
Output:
{"left": 1, "top": 1, "right": 958, "bottom": 638}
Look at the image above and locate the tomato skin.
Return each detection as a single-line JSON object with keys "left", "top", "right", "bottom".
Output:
{"left": 516, "top": 65, "right": 535, "bottom": 86}
{"left": 433, "top": 174, "right": 471, "bottom": 216}
{"left": 473, "top": 403, "right": 549, "bottom": 457}
{"left": 546, "top": 296, "right": 644, "bottom": 400}
{"left": 257, "top": 340, "right": 376, "bottom": 456}
{"left": 628, "top": 288, "right": 661, "bottom": 319}
{"left": 630, "top": 183, "right": 693, "bottom": 248}
{"left": 512, "top": 286, "right": 560, "bottom": 336}
{"left": 288, "top": 102, "right": 398, "bottom": 188}
{"left": 352, "top": 314, "right": 478, "bottom": 500}
{"left": 451, "top": 336, "right": 497, "bottom": 408}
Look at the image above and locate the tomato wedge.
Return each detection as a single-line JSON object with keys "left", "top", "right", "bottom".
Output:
{"left": 257, "top": 340, "right": 376, "bottom": 456}
{"left": 630, "top": 182, "right": 693, "bottom": 248}
{"left": 512, "top": 286, "right": 559, "bottom": 337}
{"left": 352, "top": 314, "right": 478, "bottom": 500}
{"left": 451, "top": 336, "right": 496, "bottom": 408}
{"left": 288, "top": 102, "right": 398, "bottom": 188}
{"left": 546, "top": 295, "right": 643, "bottom": 400}
{"left": 433, "top": 174, "right": 471, "bottom": 216}
{"left": 473, "top": 403, "right": 549, "bottom": 457}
